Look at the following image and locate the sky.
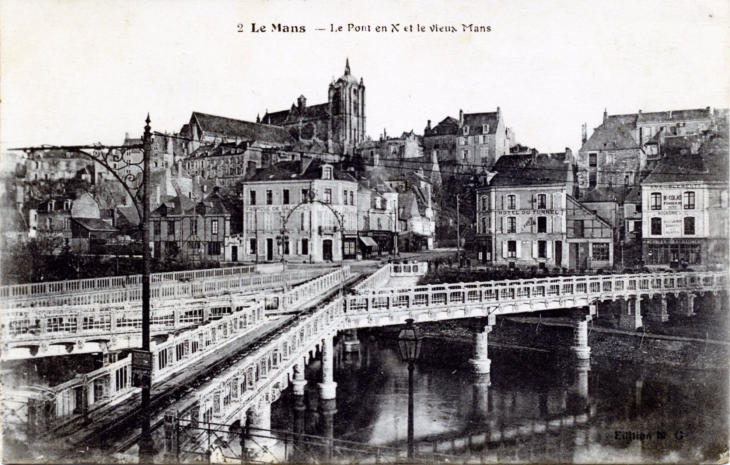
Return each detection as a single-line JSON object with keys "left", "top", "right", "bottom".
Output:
{"left": 1, "top": 0, "right": 728, "bottom": 155}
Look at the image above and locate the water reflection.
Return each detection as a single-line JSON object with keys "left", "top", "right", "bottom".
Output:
{"left": 272, "top": 332, "right": 727, "bottom": 464}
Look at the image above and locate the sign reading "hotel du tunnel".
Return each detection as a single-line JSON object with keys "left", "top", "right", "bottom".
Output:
{"left": 495, "top": 209, "right": 560, "bottom": 216}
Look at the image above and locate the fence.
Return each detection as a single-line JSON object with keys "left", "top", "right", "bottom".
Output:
{"left": 2, "top": 269, "right": 324, "bottom": 309}
{"left": 345, "top": 271, "right": 727, "bottom": 315}
{"left": 170, "top": 422, "right": 462, "bottom": 464}
{"left": 14, "top": 300, "right": 268, "bottom": 432}
{"left": 352, "top": 262, "right": 427, "bottom": 293}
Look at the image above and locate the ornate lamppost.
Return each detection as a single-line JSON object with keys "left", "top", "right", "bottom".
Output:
{"left": 13, "top": 115, "right": 155, "bottom": 463}
{"left": 275, "top": 226, "right": 290, "bottom": 270}
{"left": 397, "top": 318, "right": 423, "bottom": 460}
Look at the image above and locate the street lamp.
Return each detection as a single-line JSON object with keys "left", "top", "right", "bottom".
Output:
{"left": 397, "top": 318, "right": 423, "bottom": 460}
{"left": 13, "top": 115, "right": 154, "bottom": 463}
{"left": 275, "top": 227, "right": 289, "bottom": 269}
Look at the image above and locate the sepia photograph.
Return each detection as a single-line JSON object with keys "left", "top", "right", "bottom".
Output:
{"left": 1, "top": 0, "right": 728, "bottom": 463}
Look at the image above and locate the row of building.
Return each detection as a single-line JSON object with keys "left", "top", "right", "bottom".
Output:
{"left": 1, "top": 59, "right": 727, "bottom": 271}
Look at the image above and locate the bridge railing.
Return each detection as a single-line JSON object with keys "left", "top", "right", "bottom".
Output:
{"left": 352, "top": 262, "right": 427, "bottom": 293}
{"left": 277, "top": 266, "right": 351, "bottom": 312}
{"left": 19, "top": 300, "right": 269, "bottom": 431}
{"left": 2, "top": 269, "right": 324, "bottom": 309}
{"left": 1, "top": 295, "right": 261, "bottom": 357}
{"left": 191, "top": 298, "right": 345, "bottom": 425}
{"left": 352, "top": 265, "right": 391, "bottom": 292}
{"left": 345, "top": 271, "right": 727, "bottom": 314}
{"left": 0, "top": 264, "right": 262, "bottom": 300}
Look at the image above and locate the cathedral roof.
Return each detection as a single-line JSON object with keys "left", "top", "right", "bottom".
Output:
{"left": 191, "top": 112, "right": 295, "bottom": 145}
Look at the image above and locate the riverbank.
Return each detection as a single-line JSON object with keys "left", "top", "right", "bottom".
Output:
{"left": 371, "top": 317, "right": 728, "bottom": 370}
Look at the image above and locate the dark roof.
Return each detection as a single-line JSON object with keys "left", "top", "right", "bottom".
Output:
{"left": 191, "top": 112, "right": 295, "bottom": 145}
{"left": 489, "top": 154, "right": 573, "bottom": 186}
{"left": 427, "top": 117, "right": 460, "bottom": 136}
{"left": 197, "top": 191, "right": 231, "bottom": 216}
{"left": 116, "top": 205, "right": 141, "bottom": 226}
{"left": 604, "top": 108, "right": 713, "bottom": 129}
{"left": 72, "top": 218, "right": 118, "bottom": 232}
{"left": 151, "top": 194, "right": 196, "bottom": 217}
{"left": 578, "top": 186, "right": 630, "bottom": 204}
{"left": 263, "top": 103, "right": 330, "bottom": 126}
{"left": 643, "top": 148, "right": 728, "bottom": 184}
{"left": 463, "top": 112, "right": 500, "bottom": 135}
{"left": 247, "top": 159, "right": 357, "bottom": 183}
{"left": 582, "top": 118, "right": 640, "bottom": 151}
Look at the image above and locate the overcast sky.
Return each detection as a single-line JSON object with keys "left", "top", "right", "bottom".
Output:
{"left": 1, "top": 0, "right": 728, "bottom": 154}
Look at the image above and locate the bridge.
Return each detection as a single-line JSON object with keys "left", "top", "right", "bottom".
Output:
{"left": 4, "top": 262, "right": 726, "bottom": 462}
{"left": 1, "top": 267, "right": 331, "bottom": 359}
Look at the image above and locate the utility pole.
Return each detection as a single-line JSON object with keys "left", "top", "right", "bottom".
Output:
{"left": 456, "top": 194, "right": 461, "bottom": 262}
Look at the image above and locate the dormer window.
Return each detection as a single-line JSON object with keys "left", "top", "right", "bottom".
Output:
{"left": 322, "top": 166, "right": 333, "bottom": 180}
{"left": 64, "top": 200, "right": 72, "bottom": 210}
{"left": 48, "top": 200, "right": 55, "bottom": 212}
{"left": 483, "top": 124, "right": 489, "bottom": 133}
{"left": 463, "top": 125, "right": 470, "bottom": 135}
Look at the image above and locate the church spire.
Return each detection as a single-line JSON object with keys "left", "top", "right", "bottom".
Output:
{"left": 344, "top": 58, "right": 350, "bottom": 75}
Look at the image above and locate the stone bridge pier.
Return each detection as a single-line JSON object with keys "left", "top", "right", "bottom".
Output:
{"left": 318, "top": 335, "right": 337, "bottom": 400}
{"left": 469, "top": 315, "right": 496, "bottom": 375}
{"left": 619, "top": 297, "right": 643, "bottom": 331}
{"left": 571, "top": 306, "right": 595, "bottom": 360}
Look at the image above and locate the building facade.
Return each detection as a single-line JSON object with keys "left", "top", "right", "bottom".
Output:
{"left": 475, "top": 153, "right": 613, "bottom": 270}
{"left": 242, "top": 160, "right": 358, "bottom": 263}
{"left": 423, "top": 108, "right": 516, "bottom": 172}
{"left": 641, "top": 151, "right": 728, "bottom": 270}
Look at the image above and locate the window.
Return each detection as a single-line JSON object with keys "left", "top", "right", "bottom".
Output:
{"left": 323, "top": 167, "right": 333, "bottom": 179}
{"left": 459, "top": 137, "right": 466, "bottom": 146}
{"left": 301, "top": 238, "right": 309, "bottom": 255}
{"left": 46, "top": 218, "right": 53, "bottom": 230}
{"left": 190, "top": 219, "right": 197, "bottom": 233}
{"left": 212, "top": 219, "right": 219, "bottom": 235}
{"left": 683, "top": 191, "right": 695, "bottom": 210}
{"left": 538, "top": 240, "right": 547, "bottom": 258}
{"left": 589, "top": 153, "right": 597, "bottom": 167}
{"left": 65, "top": 218, "right": 71, "bottom": 230}
{"left": 283, "top": 189, "right": 290, "bottom": 205}
{"left": 573, "top": 220, "right": 584, "bottom": 238}
{"left": 249, "top": 191, "right": 256, "bottom": 206}
{"left": 537, "top": 194, "right": 547, "bottom": 209}
{"left": 283, "top": 240, "right": 290, "bottom": 255}
{"left": 537, "top": 216, "right": 547, "bottom": 233}
{"left": 349, "top": 191, "right": 354, "bottom": 206}
{"left": 507, "top": 217, "right": 517, "bottom": 233}
{"left": 651, "top": 193, "right": 662, "bottom": 210}
{"left": 208, "top": 242, "right": 221, "bottom": 255}
{"left": 651, "top": 217, "right": 662, "bottom": 235}
{"left": 154, "top": 221, "right": 161, "bottom": 236}
{"left": 684, "top": 217, "right": 695, "bottom": 235}
{"left": 461, "top": 149, "right": 468, "bottom": 160}
{"left": 168, "top": 221, "right": 175, "bottom": 236}
{"left": 301, "top": 189, "right": 309, "bottom": 203}
{"left": 266, "top": 190, "right": 273, "bottom": 205}
{"left": 507, "top": 195, "right": 516, "bottom": 210}
{"left": 324, "top": 188, "right": 332, "bottom": 204}
{"left": 507, "top": 240, "right": 517, "bottom": 258}
{"left": 343, "top": 190, "right": 348, "bottom": 205}
{"left": 249, "top": 238, "right": 257, "bottom": 254}
{"left": 481, "top": 196, "right": 489, "bottom": 211}
{"left": 592, "top": 243, "right": 610, "bottom": 261}
{"left": 377, "top": 218, "right": 382, "bottom": 229}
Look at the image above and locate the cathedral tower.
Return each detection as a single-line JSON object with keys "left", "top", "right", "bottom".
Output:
{"left": 328, "top": 59, "right": 366, "bottom": 155}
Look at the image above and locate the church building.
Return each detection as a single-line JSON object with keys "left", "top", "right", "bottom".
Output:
{"left": 262, "top": 59, "right": 366, "bottom": 156}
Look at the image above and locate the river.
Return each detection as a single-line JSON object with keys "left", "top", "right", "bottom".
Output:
{"left": 270, "top": 331, "right": 728, "bottom": 464}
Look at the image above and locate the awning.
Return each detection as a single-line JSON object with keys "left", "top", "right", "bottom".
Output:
{"left": 359, "top": 236, "right": 379, "bottom": 249}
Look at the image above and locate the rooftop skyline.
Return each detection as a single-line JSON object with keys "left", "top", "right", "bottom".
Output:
{"left": 1, "top": 0, "right": 728, "bottom": 155}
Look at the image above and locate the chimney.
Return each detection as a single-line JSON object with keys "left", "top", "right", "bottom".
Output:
{"left": 427, "top": 120, "right": 431, "bottom": 130}
{"left": 156, "top": 185, "right": 160, "bottom": 205}
{"left": 459, "top": 109, "right": 464, "bottom": 124}
{"left": 384, "top": 128, "right": 387, "bottom": 139}
{"left": 497, "top": 106, "right": 501, "bottom": 117}
{"left": 603, "top": 109, "right": 608, "bottom": 123}
{"left": 581, "top": 123, "right": 587, "bottom": 144}
{"left": 256, "top": 114, "right": 261, "bottom": 123}
{"left": 125, "top": 132, "right": 129, "bottom": 140}
{"left": 297, "top": 95, "right": 307, "bottom": 113}
{"left": 669, "top": 110, "right": 672, "bottom": 118}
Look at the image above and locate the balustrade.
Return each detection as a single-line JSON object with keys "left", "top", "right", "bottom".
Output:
{"left": 2, "top": 269, "right": 324, "bottom": 309}
{"left": 344, "top": 272, "right": 727, "bottom": 317}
